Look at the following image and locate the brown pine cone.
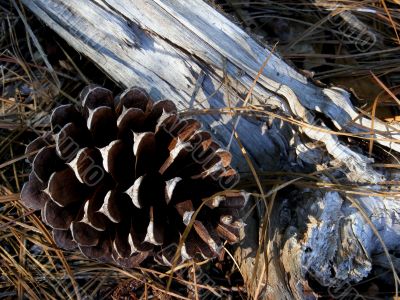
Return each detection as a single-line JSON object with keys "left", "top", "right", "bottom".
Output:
{"left": 21, "top": 85, "right": 248, "bottom": 267}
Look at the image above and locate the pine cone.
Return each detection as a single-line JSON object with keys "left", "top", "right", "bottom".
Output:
{"left": 21, "top": 85, "right": 248, "bottom": 267}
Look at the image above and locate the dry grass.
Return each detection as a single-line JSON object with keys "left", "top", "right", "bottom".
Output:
{"left": 1, "top": 0, "right": 400, "bottom": 299}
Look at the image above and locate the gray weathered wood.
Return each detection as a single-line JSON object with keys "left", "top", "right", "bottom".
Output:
{"left": 21, "top": 0, "right": 400, "bottom": 298}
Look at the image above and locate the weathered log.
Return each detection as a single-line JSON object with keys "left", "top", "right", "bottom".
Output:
{"left": 21, "top": 0, "right": 400, "bottom": 299}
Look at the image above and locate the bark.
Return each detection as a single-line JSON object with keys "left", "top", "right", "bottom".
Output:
{"left": 21, "top": 0, "right": 400, "bottom": 298}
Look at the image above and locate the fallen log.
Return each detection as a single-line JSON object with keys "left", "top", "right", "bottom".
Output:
{"left": 21, "top": 0, "right": 400, "bottom": 298}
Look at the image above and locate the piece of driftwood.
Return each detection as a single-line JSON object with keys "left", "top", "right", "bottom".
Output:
{"left": 21, "top": 0, "right": 400, "bottom": 299}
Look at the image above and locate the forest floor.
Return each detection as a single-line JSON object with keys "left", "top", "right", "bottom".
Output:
{"left": 1, "top": 0, "right": 400, "bottom": 299}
